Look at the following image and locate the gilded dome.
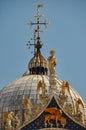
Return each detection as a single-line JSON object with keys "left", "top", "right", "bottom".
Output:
{"left": 28, "top": 53, "right": 48, "bottom": 75}
{"left": 0, "top": 73, "right": 86, "bottom": 129}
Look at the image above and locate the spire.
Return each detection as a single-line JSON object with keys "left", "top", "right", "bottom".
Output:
{"left": 27, "top": 4, "right": 50, "bottom": 54}
{"left": 27, "top": 4, "right": 50, "bottom": 75}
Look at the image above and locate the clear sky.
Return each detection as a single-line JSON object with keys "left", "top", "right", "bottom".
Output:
{"left": 0, "top": 0, "right": 86, "bottom": 102}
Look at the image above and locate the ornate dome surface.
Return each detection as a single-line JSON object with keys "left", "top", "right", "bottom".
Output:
{"left": 0, "top": 74, "right": 86, "bottom": 129}
{"left": 0, "top": 75, "right": 49, "bottom": 110}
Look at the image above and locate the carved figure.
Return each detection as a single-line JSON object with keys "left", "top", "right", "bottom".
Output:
{"left": 75, "top": 98, "right": 84, "bottom": 114}
{"left": 37, "top": 80, "right": 47, "bottom": 96}
{"left": 22, "top": 98, "right": 33, "bottom": 122}
{"left": 44, "top": 107, "right": 67, "bottom": 127}
{"left": 61, "top": 81, "right": 70, "bottom": 96}
{"left": 37, "top": 81, "right": 42, "bottom": 93}
{"left": 61, "top": 81, "right": 75, "bottom": 114}
{"left": 14, "top": 114, "right": 20, "bottom": 129}
{"left": 77, "top": 98, "right": 84, "bottom": 108}
{"left": 22, "top": 98, "right": 33, "bottom": 115}
{"left": 5, "top": 112, "right": 14, "bottom": 130}
{"left": 37, "top": 80, "right": 47, "bottom": 103}
{"left": 48, "top": 50, "right": 57, "bottom": 76}
{"left": 44, "top": 108, "right": 62, "bottom": 126}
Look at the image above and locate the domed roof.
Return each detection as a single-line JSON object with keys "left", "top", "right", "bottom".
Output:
{"left": 0, "top": 75, "right": 49, "bottom": 111}
{"left": 0, "top": 73, "right": 86, "bottom": 129}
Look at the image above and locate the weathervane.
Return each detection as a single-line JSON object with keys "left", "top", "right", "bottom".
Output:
{"left": 27, "top": 4, "right": 50, "bottom": 54}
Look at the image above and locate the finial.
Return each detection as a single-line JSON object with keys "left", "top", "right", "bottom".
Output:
{"left": 27, "top": 4, "right": 49, "bottom": 75}
{"left": 28, "top": 4, "right": 50, "bottom": 37}
{"left": 27, "top": 4, "right": 50, "bottom": 55}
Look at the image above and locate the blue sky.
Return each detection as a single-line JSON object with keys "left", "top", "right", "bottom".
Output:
{"left": 0, "top": 0, "right": 86, "bottom": 102}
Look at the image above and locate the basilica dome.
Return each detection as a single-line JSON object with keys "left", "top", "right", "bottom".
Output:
{"left": 0, "top": 71, "right": 86, "bottom": 130}
{"left": 0, "top": 4, "right": 86, "bottom": 130}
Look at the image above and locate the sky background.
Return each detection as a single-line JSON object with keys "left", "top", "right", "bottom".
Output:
{"left": 0, "top": 0, "right": 86, "bottom": 102}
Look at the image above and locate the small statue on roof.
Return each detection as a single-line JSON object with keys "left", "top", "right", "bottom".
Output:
{"left": 48, "top": 50, "right": 57, "bottom": 76}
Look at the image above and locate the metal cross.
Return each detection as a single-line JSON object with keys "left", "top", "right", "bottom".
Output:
{"left": 28, "top": 4, "right": 50, "bottom": 37}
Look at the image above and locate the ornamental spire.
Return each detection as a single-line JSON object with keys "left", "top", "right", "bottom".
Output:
{"left": 27, "top": 4, "right": 50, "bottom": 75}
{"left": 27, "top": 4, "right": 50, "bottom": 54}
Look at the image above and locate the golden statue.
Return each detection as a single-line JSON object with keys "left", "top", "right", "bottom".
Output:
{"left": 22, "top": 97, "right": 33, "bottom": 122}
{"left": 37, "top": 80, "right": 47, "bottom": 103}
{"left": 37, "top": 80, "right": 47, "bottom": 97}
{"left": 61, "top": 81, "right": 70, "bottom": 96}
{"left": 5, "top": 112, "right": 14, "bottom": 130}
{"left": 61, "top": 81, "right": 75, "bottom": 114}
{"left": 48, "top": 50, "right": 57, "bottom": 76}
{"left": 22, "top": 97, "right": 33, "bottom": 114}
{"left": 44, "top": 107, "right": 66, "bottom": 127}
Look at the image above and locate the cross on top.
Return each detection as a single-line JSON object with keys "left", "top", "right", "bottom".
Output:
{"left": 27, "top": 4, "right": 50, "bottom": 54}
{"left": 28, "top": 4, "right": 50, "bottom": 37}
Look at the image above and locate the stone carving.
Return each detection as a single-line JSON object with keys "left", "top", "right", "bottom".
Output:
{"left": 59, "top": 93, "right": 68, "bottom": 106}
{"left": 2, "top": 111, "right": 21, "bottom": 130}
{"left": 48, "top": 50, "right": 57, "bottom": 76}
{"left": 60, "top": 81, "right": 75, "bottom": 114}
{"left": 22, "top": 98, "right": 33, "bottom": 122}
{"left": 14, "top": 113, "right": 20, "bottom": 129}
{"left": 74, "top": 98, "right": 85, "bottom": 123}
{"left": 61, "top": 81, "right": 70, "bottom": 96}
{"left": 5, "top": 112, "right": 14, "bottom": 130}
{"left": 22, "top": 98, "right": 33, "bottom": 114}
{"left": 37, "top": 80, "right": 48, "bottom": 104}
{"left": 75, "top": 98, "right": 84, "bottom": 114}
{"left": 64, "top": 103, "right": 73, "bottom": 115}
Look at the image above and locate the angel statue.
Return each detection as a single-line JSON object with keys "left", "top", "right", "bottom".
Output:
{"left": 48, "top": 50, "right": 57, "bottom": 76}
{"left": 22, "top": 97, "right": 33, "bottom": 122}
{"left": 37, "top": 80, "right": 48, "bottom": 104}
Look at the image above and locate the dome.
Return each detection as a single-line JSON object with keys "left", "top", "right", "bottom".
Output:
{"left": 0, "top": 4, "right": 86, "bottom": 130}
{"left": 0, "top": 75, "right": 49, "bottom": 113}
{"left": 0, "top": 74, "right": 86, "bottom": 129}
{"left": 29, "top": 53, "right": 48, "bottom": 75}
